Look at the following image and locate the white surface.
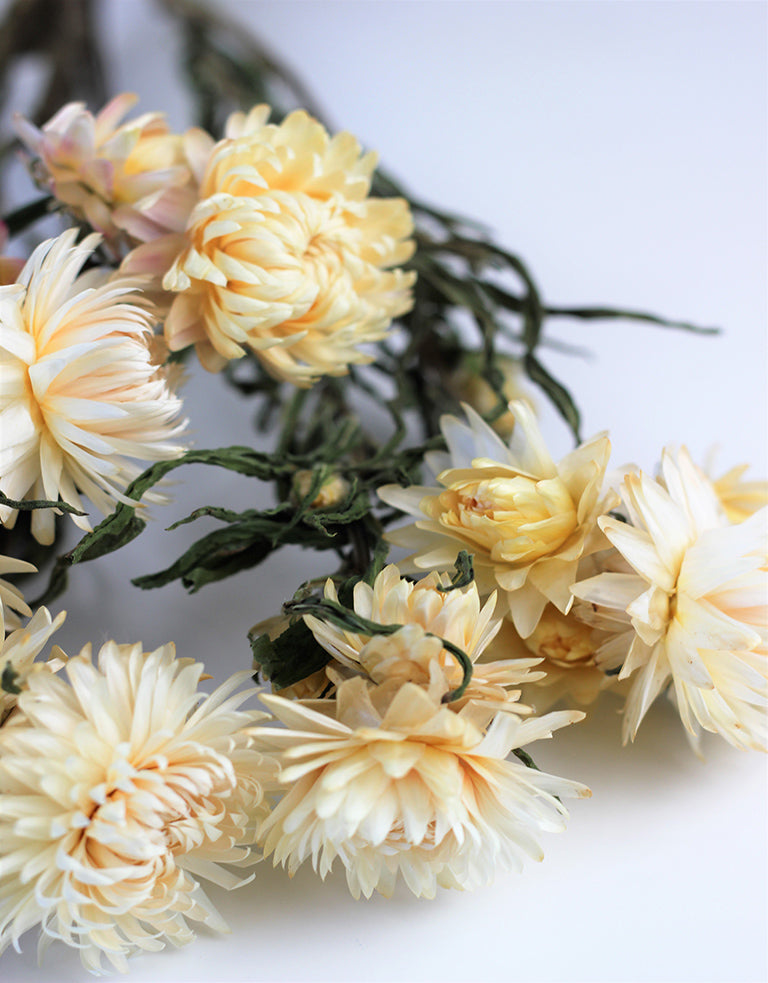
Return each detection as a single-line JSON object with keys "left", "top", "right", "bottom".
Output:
{"left": 2, "top": 1, "right": 767, "bottom": 981}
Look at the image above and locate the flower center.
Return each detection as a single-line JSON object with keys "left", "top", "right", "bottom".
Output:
{"left": 523, "top": 604, "right": 598, "bottom": 668}
{"left": 436, "top": 471, "right": 578, "bottom": 565}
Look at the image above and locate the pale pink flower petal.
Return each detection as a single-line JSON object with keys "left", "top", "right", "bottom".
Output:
{"left": 15, "top": 95, "right": 205, "bottom": 262}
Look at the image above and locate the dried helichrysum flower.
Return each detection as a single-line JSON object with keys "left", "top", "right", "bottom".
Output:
{"left": 379, "top": 402, "right": 613, "bottom": 638}
{"left": 14, "top": 94, "right": 209, "bottom": 253}
{"left": 572, "top": 448, "right": 768, "bottom": 750}
{"left": 254, "top": 670, "right": 588, "bottom": 899}
{"left": 303, "top": 564, "right": 543, "bottom": 712}
{"left": 162, "top": 106, "right": 416, "bottom": 384}
{"left": 0, "top": 640, "right": 275, "bottom": 973}
{"left": 0, "top": 230, "right": 187, "bottom": 543}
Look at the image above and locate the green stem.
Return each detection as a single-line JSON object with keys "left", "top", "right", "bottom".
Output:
{"left": 0, "top": 491, "right": 86, "bottom": 515}
{"left": 544, "top": 304, "right": 719, "bottom": 335}
{"left": 2, "top": 196, "right": 55, "bottom": 237}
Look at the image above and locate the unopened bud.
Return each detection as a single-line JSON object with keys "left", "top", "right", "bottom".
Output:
{"left": 293, "top": 470, "right": 351, "bottom": 510}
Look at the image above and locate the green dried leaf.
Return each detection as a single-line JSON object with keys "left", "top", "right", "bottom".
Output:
{"left": 512, "top": 747, "right": 541, "bottom": 771}
{"left": 545, "top": 304, "right": 719, "bottom": 335}
{"left": 363, "top": 539, "right": 390, "bottom": 587}
{"left": 132, "top": 495, "right": 374, "bottom": 594}
{"left": 70, "top": 511, "right": 146, "bottom": 564}
{"left": 1, "top": 662, "right": 22, "bottom": 695}
{"left": 523, "top": 352, "right": 582, "bottom": 442}
{"left": 166, "top": 505, "right": 250, "bottom": 531}
{"left": 132, "top": 523, "right": 276, "bottom": 592}
{"left": 437, "top": 551, "right": 474, "bottom": 592}
{"left": 249, "top": 618, "right": 331, "bottom": 690}
{"left": 300, "top": 492, "right": 369, "bottom": 532}
{"left": 48, "top": 446, "right": 299, "bottom": 578}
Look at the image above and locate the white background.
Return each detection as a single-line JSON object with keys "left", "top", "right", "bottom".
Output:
{"left": 2, "top": 1, "right": 766, "bottom": 981}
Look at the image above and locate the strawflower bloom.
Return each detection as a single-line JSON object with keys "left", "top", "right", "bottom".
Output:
{"left": 302, "top": 564, "right": 543, "bottom": 712}
{"left": 379, "top": 401, "right": 613, "bottom": 638}
{"left": 0, "top": 640, "right": 275, "bottom": 973}
{"left": 0, "top": 229, "right": 187, "bottom": 544}
{"left": 492, "top": 549, "right": 637, "bottom": 710}
{"left": 161, "top": 105, "right": 416, "bottom": 383}
{"left": 254, "top": 677, "right": 588, "bottom": 899}
{"left": 572, "top": 447, "right": 768, "bottom": 750}
{"left": 14, "top": 94, "right": 209, "bottom": 253}
{"left": 506, "top": 604, "right": 616, "bottom": 709}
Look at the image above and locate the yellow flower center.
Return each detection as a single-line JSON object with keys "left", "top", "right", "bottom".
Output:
{"left": 435, "top": 471, "right": 578, "bottom": 565}
{"left": 668, "top": 591, "right": 677, "bottom": 622}
{"left": 525, "top": 605, "right": 597, "bottom": 668}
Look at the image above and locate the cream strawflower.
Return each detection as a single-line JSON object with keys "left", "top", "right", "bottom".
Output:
{"left": 510, "top": 604, "right": 616, "bottom": 708}
{"left": 0, "top": 229, "right": 187, "bottom": 544}
{"left": 572, "top": 447, "right": 768, "bottom": 749}
{"left": 379, "top": 401, "right": 613, "bottom": 638}
{"left": 490, "top": 550, "right": 636, "bottom": 710}
{"left": 0, "top": 554, "right": 35, "bottom": 635}
{"left": 14, "top": 94, "right": 210, "bottom": 253}
{"left": 0, "top": 606, "right": 65, "bottom": 725}
{"left": 161, "top": 105, "right": 416, "bottom": 383}
{"left": 0, "top": 639, "right": 274, "bottom": 974}
{"left": 303, "top": 564, "right": 543, "bottom": 713}
{"left": 254, "top": 679, "right": 588, "bottom": 899}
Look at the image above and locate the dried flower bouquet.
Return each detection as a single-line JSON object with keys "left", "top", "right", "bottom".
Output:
{"left": 0, "top": 0, "right": 765, "bottom": 976}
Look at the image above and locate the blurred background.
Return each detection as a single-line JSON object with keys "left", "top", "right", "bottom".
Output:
{"left": 1, "top": 2, "right": 766, "bottom": 981}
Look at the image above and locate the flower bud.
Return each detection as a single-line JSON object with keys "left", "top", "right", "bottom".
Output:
{"left": 293, "top": 470, "right": 351, "bottom": 509}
